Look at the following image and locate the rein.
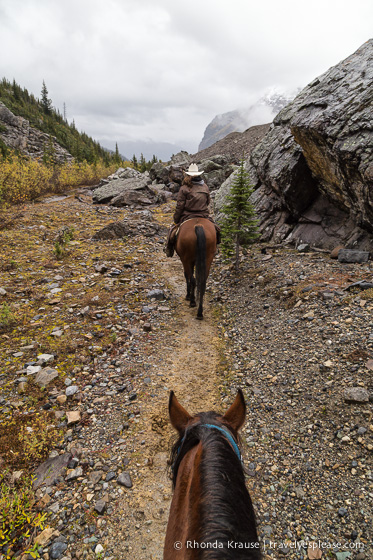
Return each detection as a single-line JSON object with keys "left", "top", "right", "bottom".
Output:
{"left": 173, "top": 422, "right": 242, "bottom": 471}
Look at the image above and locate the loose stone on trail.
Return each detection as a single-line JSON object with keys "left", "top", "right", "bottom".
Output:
{"left": 117, "top": 472, "right": 133, "bottom": 488}
{"left": 343, "top": 387, "right": 370, "bottom": 404}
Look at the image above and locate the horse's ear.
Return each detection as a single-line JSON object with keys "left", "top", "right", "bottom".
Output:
{"left": 222, "top": 389, "right": 246, "bottom": 432}
{"left": 169, "top": 391, "right": 192, "bottom": 433}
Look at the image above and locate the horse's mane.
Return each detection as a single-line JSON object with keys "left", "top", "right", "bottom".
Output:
{"left": 169, "top": 411, "right": 261, "bottom": 559}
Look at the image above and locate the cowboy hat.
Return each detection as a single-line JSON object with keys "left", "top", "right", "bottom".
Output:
{"left": 185, "top": 163, "right": 203, "bottom": 176}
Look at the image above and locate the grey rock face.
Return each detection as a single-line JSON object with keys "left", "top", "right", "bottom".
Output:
{"left": 246, "top": 40, "right": 373, "bottom": 249}
{"left": 170, "top": 151, "right": 191, "bottom": 165}
{"left": 0, "top": 101, "right": 73, "bottom": 163}
{"left": 92, "top": 177, "right": 155, "bottom": 205}
{"left": 337, "top": 249, "right": 370, "bottom": 263}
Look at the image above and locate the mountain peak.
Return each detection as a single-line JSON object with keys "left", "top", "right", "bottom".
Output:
{"left": 198, "top": 89, "right": 298, "bottom": 151}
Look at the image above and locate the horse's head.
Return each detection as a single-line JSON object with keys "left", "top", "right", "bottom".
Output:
{"left": 168, "top": 389, "right": 246, "bottom": 438}
{"left": 168, "top": 390, "right": 247, "bottom": 484}
{"left": 165, "top": 390, "right": 261, "bottom": 560}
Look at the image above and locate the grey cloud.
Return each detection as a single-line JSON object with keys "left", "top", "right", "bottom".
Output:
{"left": 0, "top": 0, "right": 372, "bottom": 158}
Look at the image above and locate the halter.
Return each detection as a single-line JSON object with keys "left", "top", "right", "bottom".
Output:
{"left": 174, "top": 422, "right": 242, "bottom": 470}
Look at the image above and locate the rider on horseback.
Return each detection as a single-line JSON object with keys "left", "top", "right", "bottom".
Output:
{"left": 165, "top": 163, "right": 220, "bottom": 257}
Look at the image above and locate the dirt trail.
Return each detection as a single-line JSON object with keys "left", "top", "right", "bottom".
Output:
{"left": 113, "top": 253, "right": 221, "bottom": 560}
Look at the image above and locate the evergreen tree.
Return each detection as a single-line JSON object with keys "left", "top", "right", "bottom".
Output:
{"left": 12, "top": 79, "right": 21, "bottom": 101}
{"left": 40, "top": 80, "right": 52, "bottom": 114}
{"left": 139, "top": 152, "right": 147, "bottom": 172}
{"left": 131, "top": 154, "right": 138, "bottom": 170}
{"left": 114, "top": 142, "right": 121, "bottom": 165}
{"left": 220, "top": 158, "right": 259, "bottom": 271}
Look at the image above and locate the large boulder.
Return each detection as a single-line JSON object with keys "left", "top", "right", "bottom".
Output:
{"left": 92, "top": 211, "right": 166, "bottom": 240}
{"left": 92, "top": 176, "right": 157, "bottom": 206}
{"left": 239, "top": 39, "right": 373, "bottom": 250}
{"left": 169, "top": 151, "right": 191, "bottom": 166}
{"left": 149, "top": 162, "right": 171, "bottom": 184}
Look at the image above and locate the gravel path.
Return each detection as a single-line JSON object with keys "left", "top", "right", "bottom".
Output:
{"left": 104, "top": 256, "right": 221, "bottom": 560}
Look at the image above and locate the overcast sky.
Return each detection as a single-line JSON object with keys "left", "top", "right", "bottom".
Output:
{"left": 0, "top": 0, "right": 372, "bottom": 157}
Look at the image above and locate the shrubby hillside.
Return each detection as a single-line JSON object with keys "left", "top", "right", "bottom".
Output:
{"left": 0, "top": 78, "right": 116, "bottom": 164}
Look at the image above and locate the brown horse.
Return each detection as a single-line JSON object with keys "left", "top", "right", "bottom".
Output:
{"left": 164, "top": 390, "right": 261, "bottom": 560}
{"left": 175, "top": 218, "right": 217, "bottom": 320}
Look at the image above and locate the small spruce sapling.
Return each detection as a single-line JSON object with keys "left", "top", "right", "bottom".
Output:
{"left": 220, "top": 158, "right": 259, "bottom": 271}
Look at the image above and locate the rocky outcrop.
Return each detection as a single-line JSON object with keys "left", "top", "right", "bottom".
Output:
{"left": 216, "top": 40, "right": 373, "bottom": 250}
{"left": 0, "top": 101, "right": 73, "bottom": 163}
{"left": 93, "top": 177, "right": 159, "bottom": 206}
{"left": 92, "top": 211, "right": 166, "bottom": 240}
{"left": 192, "top": 124, "right": 270, "bottom": 165}
{"left": 92, "top": 167, "right": 170, "bottom": 206}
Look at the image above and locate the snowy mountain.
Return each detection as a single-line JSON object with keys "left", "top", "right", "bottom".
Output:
{"left": 198, "top": 89, "right": 299, "bottom": 151}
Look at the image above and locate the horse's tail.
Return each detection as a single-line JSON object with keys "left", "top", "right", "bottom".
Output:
{"left": 195, "top": 225, "right": 206, "bottom": 303}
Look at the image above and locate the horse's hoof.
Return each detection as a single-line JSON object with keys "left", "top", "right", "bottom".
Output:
{"left": 190, "top": 301, "right": 196, "bottom": 307}
{"left": 196, "top": 315, "right": 203, "bottom": 320}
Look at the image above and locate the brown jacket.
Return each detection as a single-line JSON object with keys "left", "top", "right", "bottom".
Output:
{"left": 173, "top": 180, "right": 211, "bottom": 224}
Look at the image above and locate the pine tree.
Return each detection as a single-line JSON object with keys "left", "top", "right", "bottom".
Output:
{"left": 114, "top": 142, "right": 121, "bottom": 165}
{"left": 220, "top": 159, "right": 259, "bottom": 271}
{"left": 40, "top": 80, "right": 52, "bottom": 114}
{"left": 131, "top": 154, "right": 138, "bottom": 170}
{"left": 139, "top": 153, "right": 147, "bottom": 172}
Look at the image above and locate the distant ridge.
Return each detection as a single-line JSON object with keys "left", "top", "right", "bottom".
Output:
{"left": 192, "top": 123, "right": 271, "bottom": 164}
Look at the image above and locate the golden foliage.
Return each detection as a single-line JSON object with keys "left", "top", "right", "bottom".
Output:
{"left": 0, "top": 471, "right": 48, "bottom": 559}
{"left": 0, "top": 154, "right": 119, "bottom": 205}
{"left": 0, "top": 413, "right": 63, "bottom": 469}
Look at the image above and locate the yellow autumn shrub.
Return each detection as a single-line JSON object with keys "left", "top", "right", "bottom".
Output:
{"left": 0, "top": 471, "right": 48, "bottom": 560}
{"left": 0, "top": 153, "right": 121, "bottom": 205}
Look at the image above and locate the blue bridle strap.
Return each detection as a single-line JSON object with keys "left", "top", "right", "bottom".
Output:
{"left": 203, "top": 423, "right": 242, "bottom": 462}
{"left": 175, "top": 423, "right": 242, "bottom": 466}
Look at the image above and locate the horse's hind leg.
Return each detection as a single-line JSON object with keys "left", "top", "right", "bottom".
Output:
{"left": 184, "top": 267, "right": 196, "bottom": 307}
{"left": 185, "top": 272, "right": 191, "bottom": 301}
{"left": 189, "top": 276, "right": 196, "bottom": 307}
{"left": 196, "top": 297, "right": 203, "bottom": 319}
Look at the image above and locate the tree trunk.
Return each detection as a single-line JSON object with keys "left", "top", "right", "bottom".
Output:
{"left": 235, "top": 233, "right": 240, "bottom": 272}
